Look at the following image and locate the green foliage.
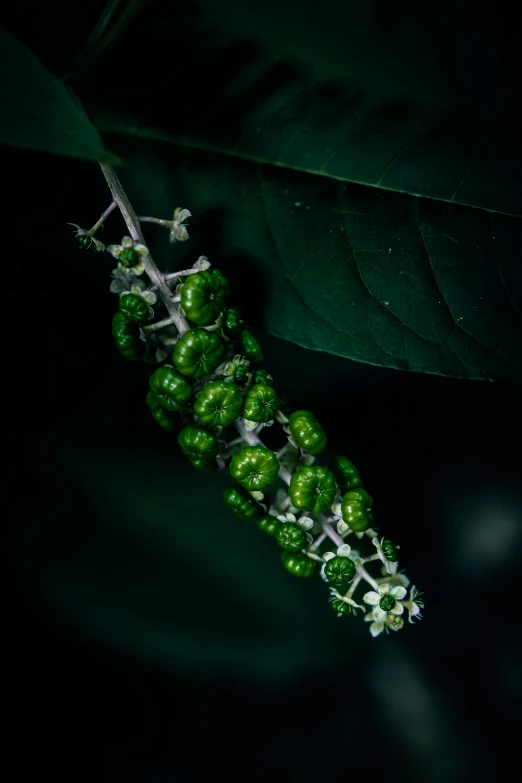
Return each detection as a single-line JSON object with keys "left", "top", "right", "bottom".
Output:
{"left": 0, "top": 24, "right": 119, "bottom": 162}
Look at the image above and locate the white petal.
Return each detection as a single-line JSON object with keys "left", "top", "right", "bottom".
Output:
{"left": 121, "top": 236, "right": 133, "bottom": 248}
{"left": 305, "top": 533, "right": 313, "bottom": 545}
{"left": 141, "top": 291, "right": 157, "bottom": 305}
{"left": 372, "top": 606, "right": 387, "bottom": 621}
{"left": 337, "top": 544, "right": 351, "bottom": 557}
{"left": 363, "top": 591, "right": 380, "bottom": 606}
{"left": 250, "top": 491, "right": 264, "bottom": 501}
{"left": 378, "top": 584, "right": 390, "bottom": 596}
{"left": 332, "top": 503, "right": 342, "bottom": 516}
{"left": 390, "top": 586, "right": 407, "bottom": 600}
{"left": 286, "top": 513, "right": 296, "bottom": 523}
{"left": 194, "top": 255, "right": 211, "bottom": 271}
{"left": 244, "top": 419, "right": 258, "bottom": 431}
{"left": 323, "top": 552, "right": 335, "bottom": 562}
{"left": 370, "top": 621, "right": 384, "bottom": 638}
{"left": 410, "top": 603, "right": 421, "bottom": 617}
{"left": 297, "top": 516, "right": 313, "bottom": 531}
{"left": 107, "top": 244, "right": 122, "bottom": 258}
{"left": 337, "top": 520, "right": 349, "bottom": 535}
{"left": 390, "top": 602, "right": 404, "bottom": 616}
{"left": 135, "top": 243, "right": 148, "bottom": 255}
{"left": 174, "top": 207, "right": 192, "bottom": 221}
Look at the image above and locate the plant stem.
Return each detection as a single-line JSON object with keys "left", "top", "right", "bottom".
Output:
{"left": 143, "top": 317, "right": 176, "bottom": 334}
{"left": 323, "top": 523, "right": 344, "bottom": 548}
{"left": 90, "top": 201, "right": 117, "bottom": 233}
{"left": 99, "top": 163, "right": 189, "bottom": 334}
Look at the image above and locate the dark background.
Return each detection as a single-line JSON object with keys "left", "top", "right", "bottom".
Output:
{"left": 3, "top": 2, "right": 522, "bottom": 781}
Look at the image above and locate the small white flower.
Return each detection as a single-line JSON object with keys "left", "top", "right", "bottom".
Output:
{"left": 110, "top": 266, "right": 144, "bottom": 294}
{"left": 275, "top": 410, "right": 289, "bottom": 425}
{"left": 107, "top": 236, "right": 148, "bottom": 274}
{"left": 250, "top": 490, "right": 264, "bottom": 501}
{"left": 170, "top": 207, "right": 192, "bottom": 243}
{"left": 68, "top": 223, "right": 105, "bottom": 252}
{"left": 120, "top": 283, "right": 157, "bottom": 306}
{"left": 365, "top": 612, "right": 405, "bottom": 637}
{"left": 363, "top": 583, "right": 407, "bottom": 622}
{"left": 372, "top": 536, "right": 398, "bottom": 576}
{"left": 193, "top": 255, "right": 210, "bottom": 270}
{"left": 405, "top": 586, "right": 424, "bottom": 624}
{"left": 336, "top": 519, "right": 349, "bottom": 535}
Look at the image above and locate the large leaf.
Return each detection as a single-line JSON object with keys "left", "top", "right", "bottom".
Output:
{"left": 0, "top": 25, "right": 119, "bottom": 162}
{"left": 71, "top": 1, "right": 522, "bottom": 379}
{"left": 104, "top": 140, "right": 522, "bottom": 382}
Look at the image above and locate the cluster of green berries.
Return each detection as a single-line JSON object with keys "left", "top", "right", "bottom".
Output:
{"left": 79, "top": 215, "right": 422, "bottom": 636}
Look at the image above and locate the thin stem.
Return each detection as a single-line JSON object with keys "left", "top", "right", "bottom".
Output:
{"left": 323, "top": 523, "right": 344, "bottom": 549}
{"left": 345, "top": 575, "right": 361, "bottom": 600}
{"left": 310, "top": 531, "right": 327, "bottom": 553}
{"left": 99, "top": 164, "right": 189, "bottom": 335}
{"left": 143, "top": 317, "right": 176, "bottom": 334}
{"left": 356, "top": 565, "right": 379, "bottom": 591}
{"left": 138, "top": 216, "right": 172, "bottom": 227}
{"left": 149, "top": 269, "right": 200, "bottom": 292}
{"left": 89, "top": 201, "right": 117, "bottom": 233}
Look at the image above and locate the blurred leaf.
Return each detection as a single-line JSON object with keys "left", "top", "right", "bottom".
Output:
{"left": 0, "top": 25, "right": 119, "bottom": 162}
{"left": 29, "top": 444, "right": 344, "bottom": 680}
{"left": 111, "top": 142, "right": 522, "bottom": 382}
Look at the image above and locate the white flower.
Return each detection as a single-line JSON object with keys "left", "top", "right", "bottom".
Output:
{"left": 372, "top": 536, "right": 398, "bottom": 575}
{"left": 110, "top": 266, "right": 144, "bottom": 294}
{"left": 405, "top": 586, "right": 424, "bottom": 624}
{"left": 193, "top": 255, "right": 210, "bottom": 271}
{"left": 215, "top": 355, "right": 251, "bottom": 384}
{"left": 320, "top": 544, "right": 354, "bottom": 581}
{"left": 276, "top": 512, "right": 314, "bottom": 545}
{"left": 68, "top": 223, "right": 105, "bottom": 252}
{"left": 363, "top": 583, "right": 407, "bottom": 622}
{"left": 365, "top": 612, "right": 405, "bottom": 638}
{"left": 120, "top": 283, "right": 157, "bottom": 306}
{"left": 170, "top": 207, "right": 192, "bottom": 243}
{"left": 107, "top": 236, "right": 148, "bottom": 274}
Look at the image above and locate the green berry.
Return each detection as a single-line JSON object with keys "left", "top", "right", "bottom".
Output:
{"left": 289, "top": 465, "right": 337, "bottom": 515}
{"left": 288, "top": 410, "right": 327, "bottom": 456}
{"left": 253, "top": 369, "right": 273, "bottom": 386}
{"left": 281, "top": 552, "right": 315, "bottom": 578}
{"left": 240, "top": 329, "right": 263, "bottom": 365}
{"left": 146, "top": 391, "right": 181, "bottom": 431}
{"left": 118, "top": 247, "right": 140, "bottom": 267}
{"left": 329, "top": 455, "right": 363, "bottom": 493}
{"left": 223, "top": 485, "right": 264, "bottom": 522}
{"left": 381, "top": 539, "right": 399, "bottom": 562}
{"left": 181, "top": 269, "right": 230, "bottom": 325}
{"left": 341, "top": 489, "right": 374, "bottom": 533}
{"left": 256, "top": 515, "right": 281, "bottom": 536}
{"left": 194, "top": 380, "right": 242, "bottom": 427}
{"left": 149, "top": 366, "right": 194, "bottom": 411}
{"left": 234, "top": 363, "right": 250, "bottom": 383}
{"left": 331, "top": 599, "right": 352, "bottom": 615}
{"left": 243, "top": 384, "right": 279, "bottom": 423}
{"left": 379, "top": 594, "right": 396, "bottom": 612}
{"left": 178, "top": 425, "right": 219, "bottom": 462}
{"left": 119, "top": 293, "right": 153, "bottom": 323}
{"left": 324, "top": 556, "right": 356, "bottom": 585}
{"left": 276, "top": 523, "right": 306, "bottom": 552}
{"left": 111, "top": 312, "right": 145, "bottom": 361}
{"left": 173, "top": 328, "right": 224, "bottom": 378}
{"left": 76, "top": 234, "right": 91, "bottom": 249}
{"left": 229, "top": 446, "right": 280, "bottom": 492}
{"left": 222, "top": 307, "right": 244, "bottom": 339}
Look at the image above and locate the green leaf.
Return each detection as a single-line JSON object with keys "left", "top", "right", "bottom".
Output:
{"left": 70, "top": 2, "right": 522, "bottom": 379}
{"left": 0, "top": 25, "right": 119, "bottom": 162}
{"left": 108, "top": 141, "right": 522, "bottom": 382}
{"left": 29, "top": 445, "right": 341, "bottom": 680}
